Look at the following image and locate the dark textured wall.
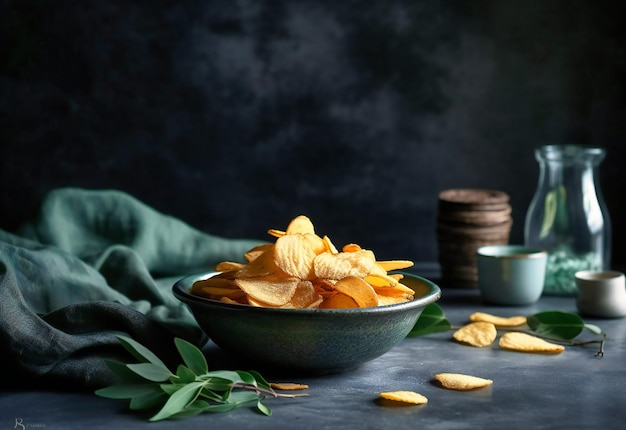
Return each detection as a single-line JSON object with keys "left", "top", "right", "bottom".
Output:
{"left": 2, "top": 1, "right": 625, "bottom": 267}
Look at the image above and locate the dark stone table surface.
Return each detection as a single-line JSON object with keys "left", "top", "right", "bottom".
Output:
{"left": 2, "top": 284, "right": 625, "bottom": 430}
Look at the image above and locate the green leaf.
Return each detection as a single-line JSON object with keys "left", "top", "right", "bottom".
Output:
{"left": 246, "top": 370, "right": 272, "bottom": 391}
{"left": 95, "top": 383, "right": 158, "bottom": 400}
{"left": 256, "top": 399, "right": 272, "bottom": 416}
{"left": 169, "top": 399, "right": 210, "bottom": 418}
{"left": 129, "top": 388, "right": 169, "bottom": 410}
{"left": 201, "top": 376, "right": 236, "bottom": 391}
{"left": 236, "top": 370, "right": 259, "bottom": 387}
{"left": 224, "top": 390, "right": 259, "bottom": 405}
{"left": 198, "top": 388, "right": 227, "bottom": 402}
{"left": 202, "top": 402, "right": 240, "bottom": 413}
{"left": 406, "top": 303, "right": 451, "bottom": 337}
{"left": 102, "top": 359, "right": 147, "bottom": 383}
{"left": 584, "top": 323, "right": 604, "bottom": 335}
{"left": 160, "top": 383, "right": 181, "bottom": 395}
{"left": 116, "top": 335, "right": 170, "bottom": 369}
{"left": 175, "top": 338, "right": 208, "bottom": 375}
{"left": 527, "top": 311, "right": 585, "bottom": 340}
{"left": 206, "top": 370, "right": 246, "bottom": 383}
{"left": 175, "top": 365, "right": 197, "bottom": 384}
{"left": 127, "top": 362, "right": 173, "bottom": 382}
{"left": 149, "top": 381, "right": 205, "bottom": 421}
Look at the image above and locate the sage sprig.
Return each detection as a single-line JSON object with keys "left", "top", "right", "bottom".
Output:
{"left": 408, "top": 303, "right": 607, "bottom": 356}
{"left": 95, "top": 335, "right": 307, "bottom": 421}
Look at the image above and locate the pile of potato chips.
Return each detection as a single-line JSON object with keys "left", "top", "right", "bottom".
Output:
{"left": 190, "top": 215, "right": 415, "bottom": 309}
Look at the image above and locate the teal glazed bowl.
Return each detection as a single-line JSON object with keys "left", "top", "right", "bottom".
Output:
{"left": 173, "top": 272, "right": 441, "bottom": 375}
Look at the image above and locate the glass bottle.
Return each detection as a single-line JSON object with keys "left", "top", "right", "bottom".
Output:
{"left": 524, "top": 145, "right": 611, "bottom": 295}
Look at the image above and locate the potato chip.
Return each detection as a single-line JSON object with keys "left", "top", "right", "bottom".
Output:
{"left": 267, "top": 229, "right": 285, "bottom": 238}
{"left": 270, "top": 382, "right": 309, "bottom": 391}
{"left": 244, "top": 243, "right": 274, "bottom": 262}
{"left": 318, "top": 292, "right": 359, "bottom": 309}
{"left": 342, "top": 243, "right": 362, "bottom": 252}
{"left": 453, "top": 322, "right": 497, "bottom": 347}
{"left": 214, "top": 261, "right": 245, "bottom": 272}
{"left": 322, "top": 235, "right": 339, "bottom": 254}
{"left": 434, "top": 373, "right": 493, "bottom": 391}
{"left": 219, "top": 297, "right": 243, "bottom": 305}
{"left": 499, "top": 332, "right": 565, "bottom": 354}
{"left": 275, "top": 233, "right": 325, "bottom": 280}
{"left": 235, "top": 275, "right": 300, "bottom": 306}
{"left": 379, "top": 391, "right": 428, "bottom": 405}
{"left": 285, "top": 215, "right": 316, "bottom": 235}
{"left": 313, "top": 249, "right": 377, "bottom": 280}
{"left": 333, "top": 276, "right": 379, "bottom": 308}
{"left": 288, "top": 280, "right": 323, "bottom": 308}
{"left": 191, "top": 277, "right": 244, "bottom": 300}
{"left": 376, "top": 260, "right": 415, "bottom": 271}
{"left": 236, "top": 246, "right": 280, "bottom": 278}
{"left": 377, "top": 294, "right": 411, "bottom": 306}
{"left": 469, "top": 312, "right": 527, "bottom": 327}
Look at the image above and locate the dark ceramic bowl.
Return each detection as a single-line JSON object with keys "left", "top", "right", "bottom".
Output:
{"left": 173, "top": 272, "right": 441, "bottom": 375}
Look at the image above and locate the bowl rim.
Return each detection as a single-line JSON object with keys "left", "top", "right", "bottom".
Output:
{"left": 173, "top": 271, "right": 441, "bottom": 315}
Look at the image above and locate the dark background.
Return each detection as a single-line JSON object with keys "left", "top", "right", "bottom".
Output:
{"left": 1, "top": 0, "right": 624, "bottom": 271}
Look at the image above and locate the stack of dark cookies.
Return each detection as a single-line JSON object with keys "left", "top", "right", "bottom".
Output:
{"left": 436, "top": 188, "right": 512, "bottom": 288}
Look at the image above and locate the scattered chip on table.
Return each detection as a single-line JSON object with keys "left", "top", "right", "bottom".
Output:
{"left": 453, "top": 322, "right": 497, "bottom": 347}
{"left": 499, "top": 332, "right": 565, "bottom": 354}
{"left": 434, "top": 373, "right": 493, "bottom": 391}
{"left": 469, "top": 312, "right": 527, "bottom": 327}
{"left": 379, "top": 391, "right": 428, "bottom": 405}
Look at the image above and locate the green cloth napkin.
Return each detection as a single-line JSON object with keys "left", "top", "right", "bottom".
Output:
{"left": 0, "top": 188, "right": 263, "bottom": 389}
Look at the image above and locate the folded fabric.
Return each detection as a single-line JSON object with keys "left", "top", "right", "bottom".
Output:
{"left": 0, "top": 188, "right": 263, "bottom": 389}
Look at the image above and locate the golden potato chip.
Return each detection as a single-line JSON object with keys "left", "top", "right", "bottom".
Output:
{"left": 312, "top": 278, "right": 336, "bottom": 292}
{"left": 333, "top": 276, "right": 379, "bottom": 308}
{"left": 434, "top": 373, "right": 493, "bottom": 391}
{"left": 469, "top": 312, "right": 527, "bottom": 327}
{"left": 274, "top": 233, "right": 325, "bottom": 280}
{"left": 322, "top": 235, "right": 339, "bottom": 254}
{"left": 214, "top": 261, "right": 245, "bottom": 272}
{"left": 288, "top": 280, "right": 323, "bottom": 308}
{"left": 373, "top": 284, "right": 415, "bottom": 298}
{"left": 191, "top": 277, "right": 244, "bottom": 300}
{"left": 318, "top": 292, "right": 359, "bottom": 309}
{"left": 499, "top": 332, "right": 565, "bottom": 354}
{"left": 267, "top": 229, "right": 285, "bottom": 238}
{"left": 236, "top": 246, "right": 280, "bottom": 278}
{"left": 453, "top": 322, "right": 497, "bottom": 347}
{"left": 376, "top": 260, "right": 415, "bottom": 271}
{"left": 244, "top": 243, "right": 274, "bottom": 262}
{"left": 379, "top": 391, "right": 428, "bottom": 405}
{"left": 219, "top": 297, "right": 242, "bottom": 304}
{"left": 235, "top": 275, "right": 300, "bottom": 306}
{"left": 270, "top": 382, "right": 309, "bottom": 391}
{"left": 342, "top": 243, "right": 362, "bottom": 252}
{"left": 285, "top": 215, "right": 316, "bottom": 235}
{"left": 313, "top": 249, "right": 377, "bottom": 280}
{"left": 376, "top": 294, "right": 411, "bottom": 306}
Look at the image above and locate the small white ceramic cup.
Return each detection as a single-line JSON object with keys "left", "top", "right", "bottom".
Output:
{"left": 575, "top": 271, "right": 626, "bottom": 318}
{"left": 476, "top": 245, "right": 548, "bottom": 305}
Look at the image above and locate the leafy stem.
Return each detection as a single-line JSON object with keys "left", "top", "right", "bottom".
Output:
{"left": 95, "top": 335, "right": 307, "bottom": 421}
{"left": 409, "top": 303, "right": 607, "bottom": 357}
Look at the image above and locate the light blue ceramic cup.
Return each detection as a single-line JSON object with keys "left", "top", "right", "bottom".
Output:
{"left": 476, "top": 245, "right": 548, "bottom": 305}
